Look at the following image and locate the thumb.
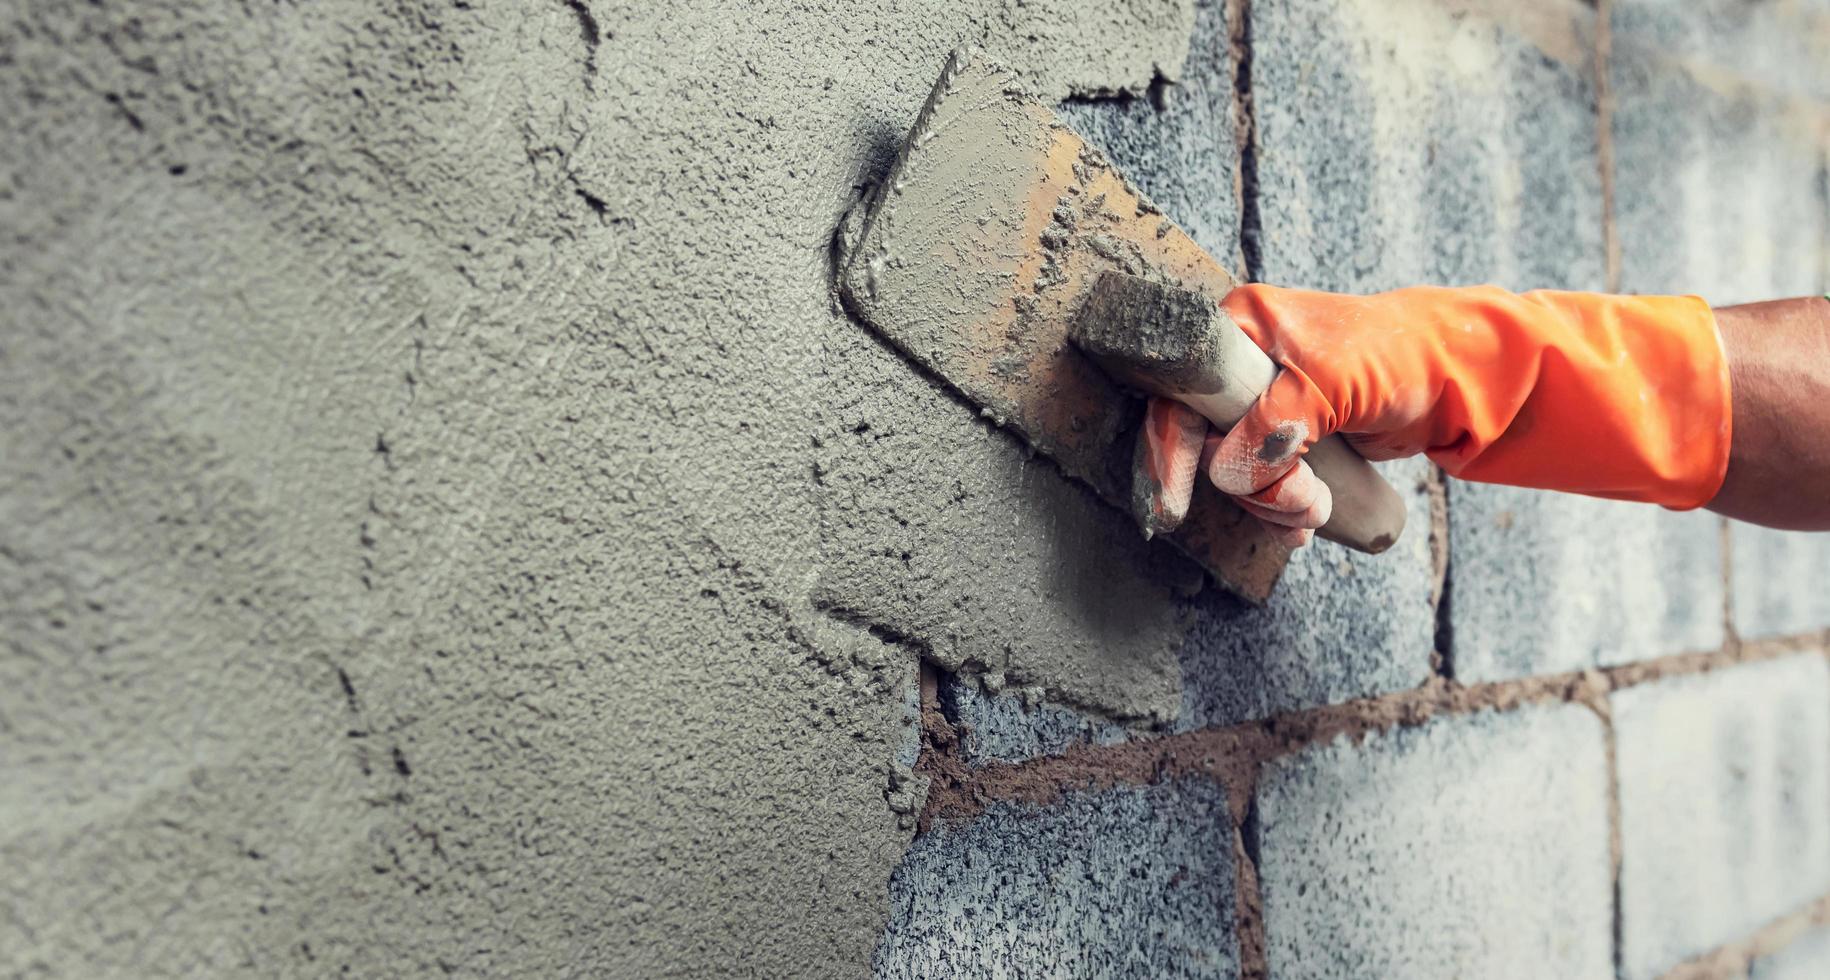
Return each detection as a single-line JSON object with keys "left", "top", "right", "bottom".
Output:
{"left": 1206, "top": 366, "right": 1334, "bottom": 496}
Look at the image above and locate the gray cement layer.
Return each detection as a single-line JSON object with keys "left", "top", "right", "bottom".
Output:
{"left": 0, "top": 0, "right": 1197, "bottom": 976}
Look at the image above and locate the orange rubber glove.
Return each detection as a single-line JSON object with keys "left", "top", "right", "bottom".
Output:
{"left": 1143, "top": 285, "right": 1733, "bottom": 546}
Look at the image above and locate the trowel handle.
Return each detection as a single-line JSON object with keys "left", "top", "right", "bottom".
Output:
{"left": 1178, "top": 316, "right": 1408, "bottom": 554}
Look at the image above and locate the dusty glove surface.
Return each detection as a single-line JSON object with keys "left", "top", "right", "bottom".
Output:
{"left": 1142, "top": 285, "right": 1732, "bottom": 542}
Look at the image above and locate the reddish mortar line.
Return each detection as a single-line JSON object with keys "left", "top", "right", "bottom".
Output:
{"left": 1660, "top": 893, "right": 1830, "bottom": 980}
{"left": 1229, "top": 824, "right": 1267, "bottom": 980}
{"left": 918, "top": 633, "right": 1827, "bottom": 827}
{"left": 913, "top": 635, "right": 1828, "bottom": 976}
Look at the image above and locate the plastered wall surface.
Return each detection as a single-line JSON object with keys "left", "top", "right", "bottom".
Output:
{"left": 0, "top": 0, "right": 1211, "bottom": 975}
{"left": 4, "top": 1, "right": 1830, "bottom": 979}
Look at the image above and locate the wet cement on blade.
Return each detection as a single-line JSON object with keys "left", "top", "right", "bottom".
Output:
{"left": 829, "top": 53, "right": 1214, "bottom": 724}
{"left": 0, "top": 0, "right": 1197, "bottom": 976}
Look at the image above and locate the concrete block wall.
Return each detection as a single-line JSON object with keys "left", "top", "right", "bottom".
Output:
{"left": 3, "top": 0, "right": 1827, "bottom": 975}
{"left": 886, "top": 0, "right": 1830, "bottom": 977}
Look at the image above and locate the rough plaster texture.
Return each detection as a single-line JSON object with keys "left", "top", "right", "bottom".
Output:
{"left": 8, "top": 0, "right": 1830, "bottom": 974}
{"left": 1753, "top": 927, "right": 1830, "bottom": 980}
{"left": 0, "top": 0, "right": 1206, "bottom": 974}
{"left": 874, "top": 780, "right": 1238, "bottom": 979}
{"left": 1252, "top": 703, "right": 1614, "bottom": 979}
{"left": 1613, "top": 654, "right": 1830, "bottom": 980}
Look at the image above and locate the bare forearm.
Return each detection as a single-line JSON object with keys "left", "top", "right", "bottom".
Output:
{"left": 1707, "top": 297, "right": 1830, "bottom": 530}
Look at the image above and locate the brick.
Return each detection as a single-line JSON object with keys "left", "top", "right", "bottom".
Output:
{"left": 1255, "top": 0, "right": 1654, "bottom": 688}
{"left": 1733, "top": 525, "right": 1830, "bottom": 641}
{"left": 874, "top": 780, "right": 1238, "bottom": 978}
{"left": 1753, "top": 927, "right": 1830, "bottom": 980}
{"left": 1613, "top": 654, "right": 1830, "bottom": 980}
{"left": 1611, "top": 0, "right": 1830, "bottom": 103}
{"left": 1253, "top": 0, "right": 1604, "bottom": 292}
{"left": 939, "top": 676, "right": 1131, "bottom": 765}
{"left": 1611, "top": 5, "right": 1828, "bottom": 304}
{"left": 1252, "top": 703, "right": 1613, "bottom": 979}
{"left": 1448, "top": 489, "right": 1723, "bottom": 681}
{"left": 1175, "top": 457, "right": 1436, "bottom": 729}
{"left": 1605, "top": 2, "right": 1830, "bottom": 661}
{"left": 1059, "top": 0, "right": 1240, "bottom": 272}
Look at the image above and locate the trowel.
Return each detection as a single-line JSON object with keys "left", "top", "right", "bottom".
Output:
{"left": 836, "top": 50, "right": 1406, "bottom": 601}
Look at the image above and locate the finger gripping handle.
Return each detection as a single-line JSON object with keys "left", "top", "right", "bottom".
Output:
{"left": 1068, "top": 272, "right": 1407, "bottom": 554}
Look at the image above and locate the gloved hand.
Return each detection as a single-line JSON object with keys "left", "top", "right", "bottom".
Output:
{"left": 1140, "top": 285, "right": 1733, "bottom": 547}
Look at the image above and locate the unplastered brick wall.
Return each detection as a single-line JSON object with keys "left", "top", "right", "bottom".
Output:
{"left": 877, "top": 0, "right": 1830, "bottom": 977}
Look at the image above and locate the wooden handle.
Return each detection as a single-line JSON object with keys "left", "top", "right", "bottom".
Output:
{"left": 1173, "top": 315, "right": 1407, "bottom": 554}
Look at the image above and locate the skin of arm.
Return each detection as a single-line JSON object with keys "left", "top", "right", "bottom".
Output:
{"left": 1707, "top": 297, "right": 1830, "bottom": 530}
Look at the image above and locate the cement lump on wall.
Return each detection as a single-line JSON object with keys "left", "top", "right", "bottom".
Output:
{"left": 0, "top": 0, "right": 1197, "bottom": 976}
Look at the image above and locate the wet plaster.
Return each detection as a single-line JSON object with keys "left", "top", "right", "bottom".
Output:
{"left": 0, "top": 0, "right": 1195, "bottom": 977}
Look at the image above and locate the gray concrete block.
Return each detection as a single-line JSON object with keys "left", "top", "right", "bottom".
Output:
{"left": 1613, "top": 654, "right": 1830, "bottom": 980}
{"left": 1176, "top": 458, "right": 1437, "bottom": 730}
{"left": 940, "top": 674, "right": 1133, "bottom": 765}
{"left": 1449, "top": 488, "right": 1723, "bottom": 681}
{"left": 1753, "top": 927, "right": 1830, "bottom": 980}
{"left": 1060, "top": 0, "right": 1241, "bottom": 271}
{"left": 875, "top": 779, "right": 1238, "bottom": 979}
{"left": 1254, "top": 0, "right": 1623, "bottom": 690}
{"left": 1253, "top": 0, "right": 1604, "bottom": 292}
{"left": 1732, "top": 524, "right": 1830, "bottom": 641}
{"left": 1612, "top": 0, "right": 1830, "bottom": 102}
{"left": 1252, "top": 703, "right": 1614, "bottom": 979}
{"left": 1611, "top": 7, "right": 1828, "bottom": 303}
{"left": 1179, "top": 0, "right": 1607, "bottom": 729}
